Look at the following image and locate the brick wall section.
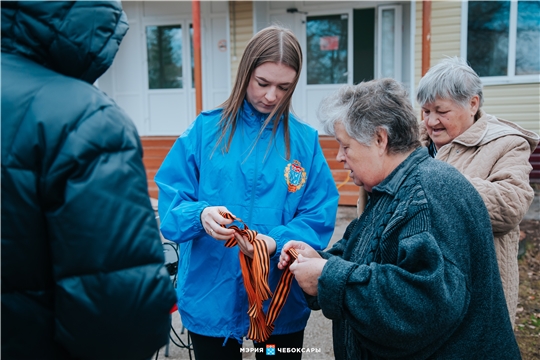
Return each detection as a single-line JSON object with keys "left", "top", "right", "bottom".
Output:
{"left": 141, "top": 136, "right": 540, "bottom": 201}
{"left": 141, "top": 137, "right": 176, "bottom": 199}
{"left": 141, "top": 136, "right": 359, "bottom": 205}
{"left": 531, "top": 147, "right": 540, "bottom": 183}
{"left": 319, "top": 136, "right": 359, "bottom": 206}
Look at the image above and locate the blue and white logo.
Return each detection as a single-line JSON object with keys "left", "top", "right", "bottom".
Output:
{"left": 266, "top": 344, "right": 275, "bottom": 356}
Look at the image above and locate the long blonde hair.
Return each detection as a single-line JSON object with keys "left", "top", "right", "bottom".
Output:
{"left": 217, "top": 25, "right": 302, "bottom": 160}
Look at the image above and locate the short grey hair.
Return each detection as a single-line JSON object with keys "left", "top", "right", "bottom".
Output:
{"left": 417, "top": 57, "right": 484, "bottom": 110}
{"left": 318, "top": 78, "right": 420, "bottom": 154}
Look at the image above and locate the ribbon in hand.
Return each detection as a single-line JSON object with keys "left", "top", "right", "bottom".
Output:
{"left": 219, "top": 211, "right": 299, "bottom": 342}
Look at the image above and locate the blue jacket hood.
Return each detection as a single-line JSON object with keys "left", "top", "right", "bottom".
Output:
{"left": 1, "top": 1, "right": 128, "bottom": 83}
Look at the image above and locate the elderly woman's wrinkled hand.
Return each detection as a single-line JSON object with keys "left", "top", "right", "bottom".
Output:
{"left": 278, "top": 240, "right": 320, "bottom": 269}
{"left": 289, "top": 254, "right": 327, "bottom": 296}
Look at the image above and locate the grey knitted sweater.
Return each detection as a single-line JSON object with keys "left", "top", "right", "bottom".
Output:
{"left": 310, "top": 148, "right": 520, "bottom": 359}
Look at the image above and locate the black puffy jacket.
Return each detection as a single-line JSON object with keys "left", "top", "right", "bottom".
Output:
{"left": 1, "top": 2, "right": 177, "bottom": 359}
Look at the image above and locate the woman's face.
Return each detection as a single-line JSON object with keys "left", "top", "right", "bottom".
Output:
{"left": 246, "top": 62, "right": 296, "bottom": 114}
{"left": 421, "top": 96, "right": 479, "bottom": 149}
{"left": 334, "top": 122, "right": 385, "bottom": 192}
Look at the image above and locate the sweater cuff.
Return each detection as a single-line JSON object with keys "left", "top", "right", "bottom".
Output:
{"left": 318, "top": 250, "right": 333, "bottom": 260}
{"left": 318, "top": 256, "right": 359, "bottom": 320}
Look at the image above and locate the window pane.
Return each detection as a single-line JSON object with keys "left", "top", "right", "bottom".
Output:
{"left": 516, "top": 1, "right": 540, "bottom": 75}
{"left": 146, "top": 25, "right": 183, "bottom": 89}
{"left": 381, "top": 9, "right": 395, "bottom": 78}
{"left": 467, "top": 1, "right": 510, "bottom": 77}
{"left": 306, "top": 14, "right": 348, "bottom": 85}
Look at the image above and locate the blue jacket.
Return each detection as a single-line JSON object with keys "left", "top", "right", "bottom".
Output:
{"left": 311, "top": 148, "right": 520, "bottom": 359}
{"left": 156, "top": 100, "right": 339, "bottom": 341}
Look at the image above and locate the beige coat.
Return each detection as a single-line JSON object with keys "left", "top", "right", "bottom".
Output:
{"left": 421, "top": 111, "right": 539, "bottom": 327}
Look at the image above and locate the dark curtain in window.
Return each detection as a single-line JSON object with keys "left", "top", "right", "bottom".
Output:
{"left": 467, "top": 1, "right": 510, "bottom": 77}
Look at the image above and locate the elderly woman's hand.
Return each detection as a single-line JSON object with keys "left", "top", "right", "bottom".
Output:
{"left": 289, "top": 255, "right": 327, "bottom": 296}
{"left": 278, "top": 240, "right": 321, "bottom": 269}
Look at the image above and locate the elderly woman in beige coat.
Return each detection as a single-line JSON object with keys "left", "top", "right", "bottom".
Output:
{"left": 417, "top": 57, "right": 539, "bottom": 327}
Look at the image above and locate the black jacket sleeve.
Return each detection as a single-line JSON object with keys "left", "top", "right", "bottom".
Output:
{"left": 41, "top": 84, "right": 177, "bottom": 359}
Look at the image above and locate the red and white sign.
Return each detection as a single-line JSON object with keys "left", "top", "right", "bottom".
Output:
{"left": 320, "top": 36, "right": 339, "bottom": 51}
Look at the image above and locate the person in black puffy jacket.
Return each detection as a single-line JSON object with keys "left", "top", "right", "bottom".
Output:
{"left": 1, "top": 2, "right": 177, "bottom": 359}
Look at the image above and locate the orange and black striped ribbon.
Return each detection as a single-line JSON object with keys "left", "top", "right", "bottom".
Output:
{"left": 219, "top": 211, "right": 299, "bottom": 342}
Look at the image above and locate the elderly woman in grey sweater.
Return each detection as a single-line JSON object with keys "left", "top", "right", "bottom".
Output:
{"left": 279, "top": 78, "right": 520, "bottom": 359}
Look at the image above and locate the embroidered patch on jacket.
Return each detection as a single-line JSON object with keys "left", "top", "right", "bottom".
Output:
{"left": 284, "top": 160, "right": 307, "bottom": 193}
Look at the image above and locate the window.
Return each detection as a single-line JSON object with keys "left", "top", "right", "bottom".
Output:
{"left": 146, "top": 25, "right": 183, "bottom": 89}
{"left": 465, "top": 1, "right": 539, "bottom": 83}
{"left": 306, "top": 14, "right": 349, "bottom": 85}
{"left": 516, "top": 1, "right": 540, "bottom": 75}
{"left": 377, "top": 5, "right": 402, "bottom": 80}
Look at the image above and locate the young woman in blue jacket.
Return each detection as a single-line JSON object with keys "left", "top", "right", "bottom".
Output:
{"left": 155, "top": 25, "right": 339, "bottom": 359}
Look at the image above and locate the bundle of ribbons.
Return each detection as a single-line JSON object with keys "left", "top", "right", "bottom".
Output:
{"left": 219, "top": 211, "right": 299, "bottom": 343}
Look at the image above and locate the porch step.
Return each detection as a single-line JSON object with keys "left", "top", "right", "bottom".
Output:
{"left": 141, "top": 136, "right": 177, "bottom": 199}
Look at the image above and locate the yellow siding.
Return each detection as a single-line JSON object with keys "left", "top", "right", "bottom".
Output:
{"left": 415, "top": 0, "right": 461, "bottom": 85}
{"left": 229, "top": 1, "right": 253, "bottom": 87}
{"left": 414, "top": 1, "right": 422, "bottom": 87}
{"left": 415, "top": 1, "right": 539, "bottom": 133}
{"left": 483, "top": 84, "right": 540, "bottom": 133}
{"left": 431, "top": 1, "right": 461, "bottom": 65}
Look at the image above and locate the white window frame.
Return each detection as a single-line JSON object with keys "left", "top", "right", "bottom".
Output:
{"left": 142, "top": 18, "right": 193, "bottom": 93}
{"left": 141, "top": 16, "right": 196, "bottom": 135}
{"left": 461, "top": 0, "right": 540, "bottom": 85}
{"left": 376, "top": 4, "right": 402, "bottom": 81}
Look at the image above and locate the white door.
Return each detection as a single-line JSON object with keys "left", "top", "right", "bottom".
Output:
{"left": 143, "top": 20, "right": 195, "bottom": 136}
{"left": 99, "top": 1, "right": 228, "bottom": 137}
{"left": 304, "top": 12, "right": 353, "bottom": 133}
{"left": 268, "top": 11, "right": 352, "bottom": 133}
{"left": 377, "top": 5, "right": 402, "bottom": 81}
{"left": 202, "top": 15, "right": 230, "bottom": 110}
{"left": 268, "top": 12, "right": 306, "bottom": 126}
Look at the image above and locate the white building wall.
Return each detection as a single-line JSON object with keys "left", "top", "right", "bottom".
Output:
{"left": 99, "top": 1, "right": 229, "bottom": 136}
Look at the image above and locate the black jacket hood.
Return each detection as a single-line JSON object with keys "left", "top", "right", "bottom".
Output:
{"left": 1, "top": 1, "right": 129, "bottom": 83}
